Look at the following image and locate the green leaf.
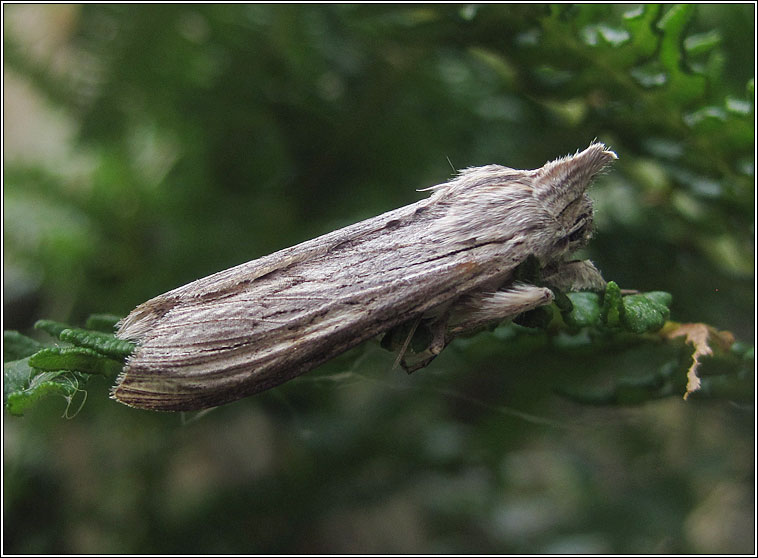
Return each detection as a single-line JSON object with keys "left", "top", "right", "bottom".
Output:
{"left": 59, "top": 328, "right": 135, "bottom": 359}
{"left": 623, "top": 4, "right": 661, "bottom": 57}
{"left": 601, "top": 281, "right": 623, "bottom": 328}
{"left": 34, "top": 319, "right": 73, "bottom": 339}
{"left": 4, "top": 314, "right": 131, "bottom": 416}
{"left": 657, "top": 4, "right": 694, "bottom": 69}
{"left": 657, "top": 4, "right": 706, "bottom": 103}
{"left": 639, "top": 291, "right": 673, "bottom": 308}
{"left": 5, "top": 370, "right": 82, "bottom": 417}
{"left": 563, "top": 292, "right": 602, "bottom": 329}
{"left": 3, "top": 331, "right": 45, "bottom": 362}
{"left": 3, "top": 358, "right": 83, "bottom": 417}
{"left": 31, "top": 318, "right": 133, "bottom": 361}
{"left": 4, "top": 357, "right": 36, "bottom": 405}
{"left": 84, "top": 313, "right": 123, "bottom": 333}
{"left": 621, "top": 294, "right": 671, "bottom": 334}
{"left": 28, "top": 347, "right": 124, "bottom": 377}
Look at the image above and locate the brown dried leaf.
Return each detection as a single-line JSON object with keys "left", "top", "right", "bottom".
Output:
{"left": 665, "top": 323, "right": 735, "bottom": 399}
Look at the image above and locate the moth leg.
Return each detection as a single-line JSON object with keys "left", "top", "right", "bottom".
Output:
{"left": 391, "top": 316, "right": 422, "bottom": 370}
{"left": 392, "top": 284, "right": 554, "bottom": 373}
{"left": 448, "top": 283, "right": 555, "bottom": 337}
{"left": 401, "top": 311, "right": 451, "bottom": 374}
{"left": 382, "top": 310, "right": 451, "bottom": 373}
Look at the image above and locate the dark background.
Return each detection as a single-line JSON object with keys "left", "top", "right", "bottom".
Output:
{"left": 3, "top": 4, "right": 754, "bottom": 553}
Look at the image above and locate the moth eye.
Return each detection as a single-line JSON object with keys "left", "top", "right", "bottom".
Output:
{"left": 568, "top": 226, "right": 586, "bottom": 242}
{"left": 566, "top": 213, "right": 590, "bottom": 243}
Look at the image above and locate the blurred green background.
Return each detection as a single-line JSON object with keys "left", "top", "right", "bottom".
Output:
{"left": 3, "top": 4, "right": 754, "bottom": 554}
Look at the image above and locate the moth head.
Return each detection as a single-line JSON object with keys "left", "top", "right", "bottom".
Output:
{"left": 532, "top": 142, "right": 617, "bottom": 254}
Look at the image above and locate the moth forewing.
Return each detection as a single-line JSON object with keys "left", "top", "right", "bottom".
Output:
{"left": 112, "top": 142, "right": 617, "bottom": 411}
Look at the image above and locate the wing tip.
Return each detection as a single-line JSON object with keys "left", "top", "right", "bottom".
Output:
{"left": 111, "top": 361, "right": 233, "bottom": 412}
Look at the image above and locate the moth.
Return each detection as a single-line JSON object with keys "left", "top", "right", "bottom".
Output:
{"left": 113, "top": 143, "right": 617, "bottom": 411}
